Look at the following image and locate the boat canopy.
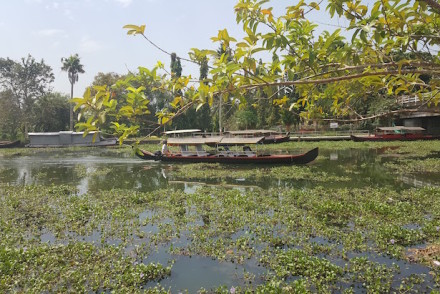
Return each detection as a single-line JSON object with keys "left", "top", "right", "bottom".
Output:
{"left": 163, "top": 129, "right": 202, "bottom": 135}
{"left": 227, "top": 129, "right": 277, "bottom": 135}
{"left": 377, "top": 126, "right": 425, "bottom": 132}
{"left": 167, "top": 136, "right": 264, "bottom": 146}
{"left": 167, "top": 136, "right": 221, "bottom": 146}
{"left": 218, "top": 136, "right": 265, "bottom": 145}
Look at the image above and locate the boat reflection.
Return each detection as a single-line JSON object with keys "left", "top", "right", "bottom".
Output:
{"left": 399, "top": 174, "right": 439, "bottom": 188}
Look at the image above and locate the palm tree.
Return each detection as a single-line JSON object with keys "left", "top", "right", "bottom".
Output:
{"left": 61, "top": 54, "right": 85, "bottom": 131}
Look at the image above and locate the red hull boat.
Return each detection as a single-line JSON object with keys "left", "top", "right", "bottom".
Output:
{"left": 351, "top": 126, "right": 440, "bottom": 142}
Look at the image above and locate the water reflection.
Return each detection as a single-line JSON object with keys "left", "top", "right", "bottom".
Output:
{"left": 0, "top": 151, "right": 169, "bottom": 194}
{"left": 1, "top": 148, "right": 439, "bottom": 193}
{"left": 400, "top": 174, "right": 439, "bottom": 188}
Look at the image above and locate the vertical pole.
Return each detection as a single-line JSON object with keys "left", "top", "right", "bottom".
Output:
{"left": 70, "top": 82, "right": 74, "bottom": 131}
{"left": 219, "top": 95, "right": 222, "bottom": 135}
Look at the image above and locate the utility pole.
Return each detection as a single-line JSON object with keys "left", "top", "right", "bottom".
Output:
{"left": 219, "top": 96, "right": 222, "bottom": 135}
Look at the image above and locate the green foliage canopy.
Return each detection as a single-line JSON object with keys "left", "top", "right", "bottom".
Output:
{"left": 73, "top": 0, "right": 440, "bottom": 142}
{"left": 0, "top": 55, "right": 55, "bottom": 137}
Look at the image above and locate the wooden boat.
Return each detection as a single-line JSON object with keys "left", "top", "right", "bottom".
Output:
{"left": 135, "top": 136, "right": 318, "bottom": 165}
{"left": 226, "top": 130, "right": 290, "bottom": 144}
{"left": 0, "top": 140, "right": 20, "bottom": 148}
{"left": 351, "top": 126, "right": 440, "bottom": 142}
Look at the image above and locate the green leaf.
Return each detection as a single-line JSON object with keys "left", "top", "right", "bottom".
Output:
{"left": 196, "top": 103, "right": 205, "bottom": 112}
{"left": 309, "top": 2, "right": 320, "bottom": 10}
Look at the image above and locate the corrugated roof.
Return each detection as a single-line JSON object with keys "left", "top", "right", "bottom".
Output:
{"left": 163, "top": 129, "right": 201, "bottom": 135}
{"left": 219, "top": 136, "right": 265, "bottom": 145}
{"left": 166, "top": 136, "right": 265, "bottom": 146}
{"left": 227, "top": 129, "right": 276, "bottom": 135}
{"left": 167, "top": 136, "right": 222, "bottom": 146}
{"left": 377, "top": 126, "right": 425, "bottom": 131}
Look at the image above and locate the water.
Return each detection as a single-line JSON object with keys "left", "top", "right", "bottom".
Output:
{"left": 1, "top": 147, "right": 439, "bottom": 291}
{"left": 1, "top": 148, "right": 437, "bottom": 192}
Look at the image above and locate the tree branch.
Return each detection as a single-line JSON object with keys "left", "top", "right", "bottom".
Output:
{"left": 239, "top": 69, "right": 440, "bottom": 90}
{"left": 420, "top": 0, "right": 440, "bottom": 13}
{"left": 323, "top": 108, "right": 440, "bottom": 122}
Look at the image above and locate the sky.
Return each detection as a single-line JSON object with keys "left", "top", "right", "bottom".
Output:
{"left": 0, "top": 0, "right": 346, "bottom": 97}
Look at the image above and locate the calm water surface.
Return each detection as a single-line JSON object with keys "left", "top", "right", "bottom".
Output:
{"left": 1, "top": 148, "right": 437, "bottom": 192}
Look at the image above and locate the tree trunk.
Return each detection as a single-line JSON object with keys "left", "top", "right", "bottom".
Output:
{"left": 70, "top": 82, "right": 74, "bottom": 131}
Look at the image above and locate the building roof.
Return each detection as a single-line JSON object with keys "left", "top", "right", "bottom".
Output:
{"left": 377, "top": 126, "right": 425, "bottom": 132}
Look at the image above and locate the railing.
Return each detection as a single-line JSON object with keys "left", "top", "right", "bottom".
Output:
{"left": 398, "top": 95, "right": 420, "bottom": 105}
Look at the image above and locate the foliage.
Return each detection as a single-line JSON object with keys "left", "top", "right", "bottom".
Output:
{"left": 0, "top": 55, "right": 54, "bottom": 137}
{"left": 73, "top": 0, "right": 440, "bottom": 141}
{"left": 1, "top": 181, "right": 439, "bottom": 291}
{"left": 0, "top": 90, "right": 21, "bottom": 139}
{"left": 32, "top": 92, "right": 70, "bottom": 132}
{"left": 233, "top": 108, "right": 258, "bottom": 129}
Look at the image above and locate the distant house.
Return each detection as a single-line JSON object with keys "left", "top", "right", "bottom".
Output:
{"left": 27, "top": 131, "right": 116, "bottom": 147}
{"left": 396, "top": 95, "right": 440, "bottom": 134}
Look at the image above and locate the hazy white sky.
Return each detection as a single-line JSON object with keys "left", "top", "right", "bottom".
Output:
{"left": 0, "top": 0, "right": 345, "bottom": 97}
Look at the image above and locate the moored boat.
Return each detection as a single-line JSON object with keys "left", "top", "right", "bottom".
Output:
{"left": 0, "top": 140, "right": 21, "bottom": 148}
{"left": 135, "top": 136, "right": 318, "bottom": 165}
{"left": 351, "top": 126, "right": 440, "bottom": 142}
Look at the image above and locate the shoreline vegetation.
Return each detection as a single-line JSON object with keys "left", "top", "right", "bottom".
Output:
{"left": 1, "top": 141, "right": 440, "bottom": 292}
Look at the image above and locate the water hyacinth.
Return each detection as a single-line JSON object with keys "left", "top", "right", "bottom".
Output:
{"left": 0, "top": 141, "right": 440, "bottom": 292}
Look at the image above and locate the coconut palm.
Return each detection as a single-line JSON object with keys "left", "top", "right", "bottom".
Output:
{"left": 61, "top": 54, "right": 85, "bottom": 131}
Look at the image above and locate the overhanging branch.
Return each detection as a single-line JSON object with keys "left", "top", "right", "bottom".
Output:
{"left": 420, "top": 0, "right": 440, "bottom": 13}
{"left": 240, "top": 69, "right": 440, "bottom": 90}
{"left": 323, "top": 108, "right": 440, "bottom": 122}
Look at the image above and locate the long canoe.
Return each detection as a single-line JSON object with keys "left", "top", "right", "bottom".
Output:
{"left": 350, "top": 134, "right": 440, "bottom": 142}
{"left": 351, "top": 126, "right": 440, "bottom": 142}
{"left": 136, "top": 147, "right": 318, "bottom": 165}
{"left": 0, "top": 140, "right": 20, "bottom": 148}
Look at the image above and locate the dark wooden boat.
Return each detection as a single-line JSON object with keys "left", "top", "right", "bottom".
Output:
{"left": 0, "top": 140, "right": 20, "bottom": 148}
{"left": 135, "top": 136, "right": 318, "bottom": 165}
{"left": 137, "top": 147, "right": 318, "bottom": 164}
{"left": 351, "top": 126, "right": 440, "bottom": 142}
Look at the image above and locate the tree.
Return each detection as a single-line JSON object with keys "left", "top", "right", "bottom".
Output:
{"left": 33, "top": 92, "right": 70, "bottom": 132}
{"left": 197, "top": 57, "right": 213, "bottom": 131}
{"left": 0, "top": 90, "right": 20, "bottom": 139}
{"left": 280, "top": 109, "right": 297, "bottom": 132}
{"left": 0, "top": 55, "right": 54, "bottom": 136}
{"left": 170, "top": 53, "right": 182, "bottom": 78}
{"left": 73, "top": 0, "right": 440, "bottom": 142}
{"left": 61, "top": 54, "right": 85, "bottom": 131}
{"left": 234, "top": 108, "right": 258, "bottom": 130}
